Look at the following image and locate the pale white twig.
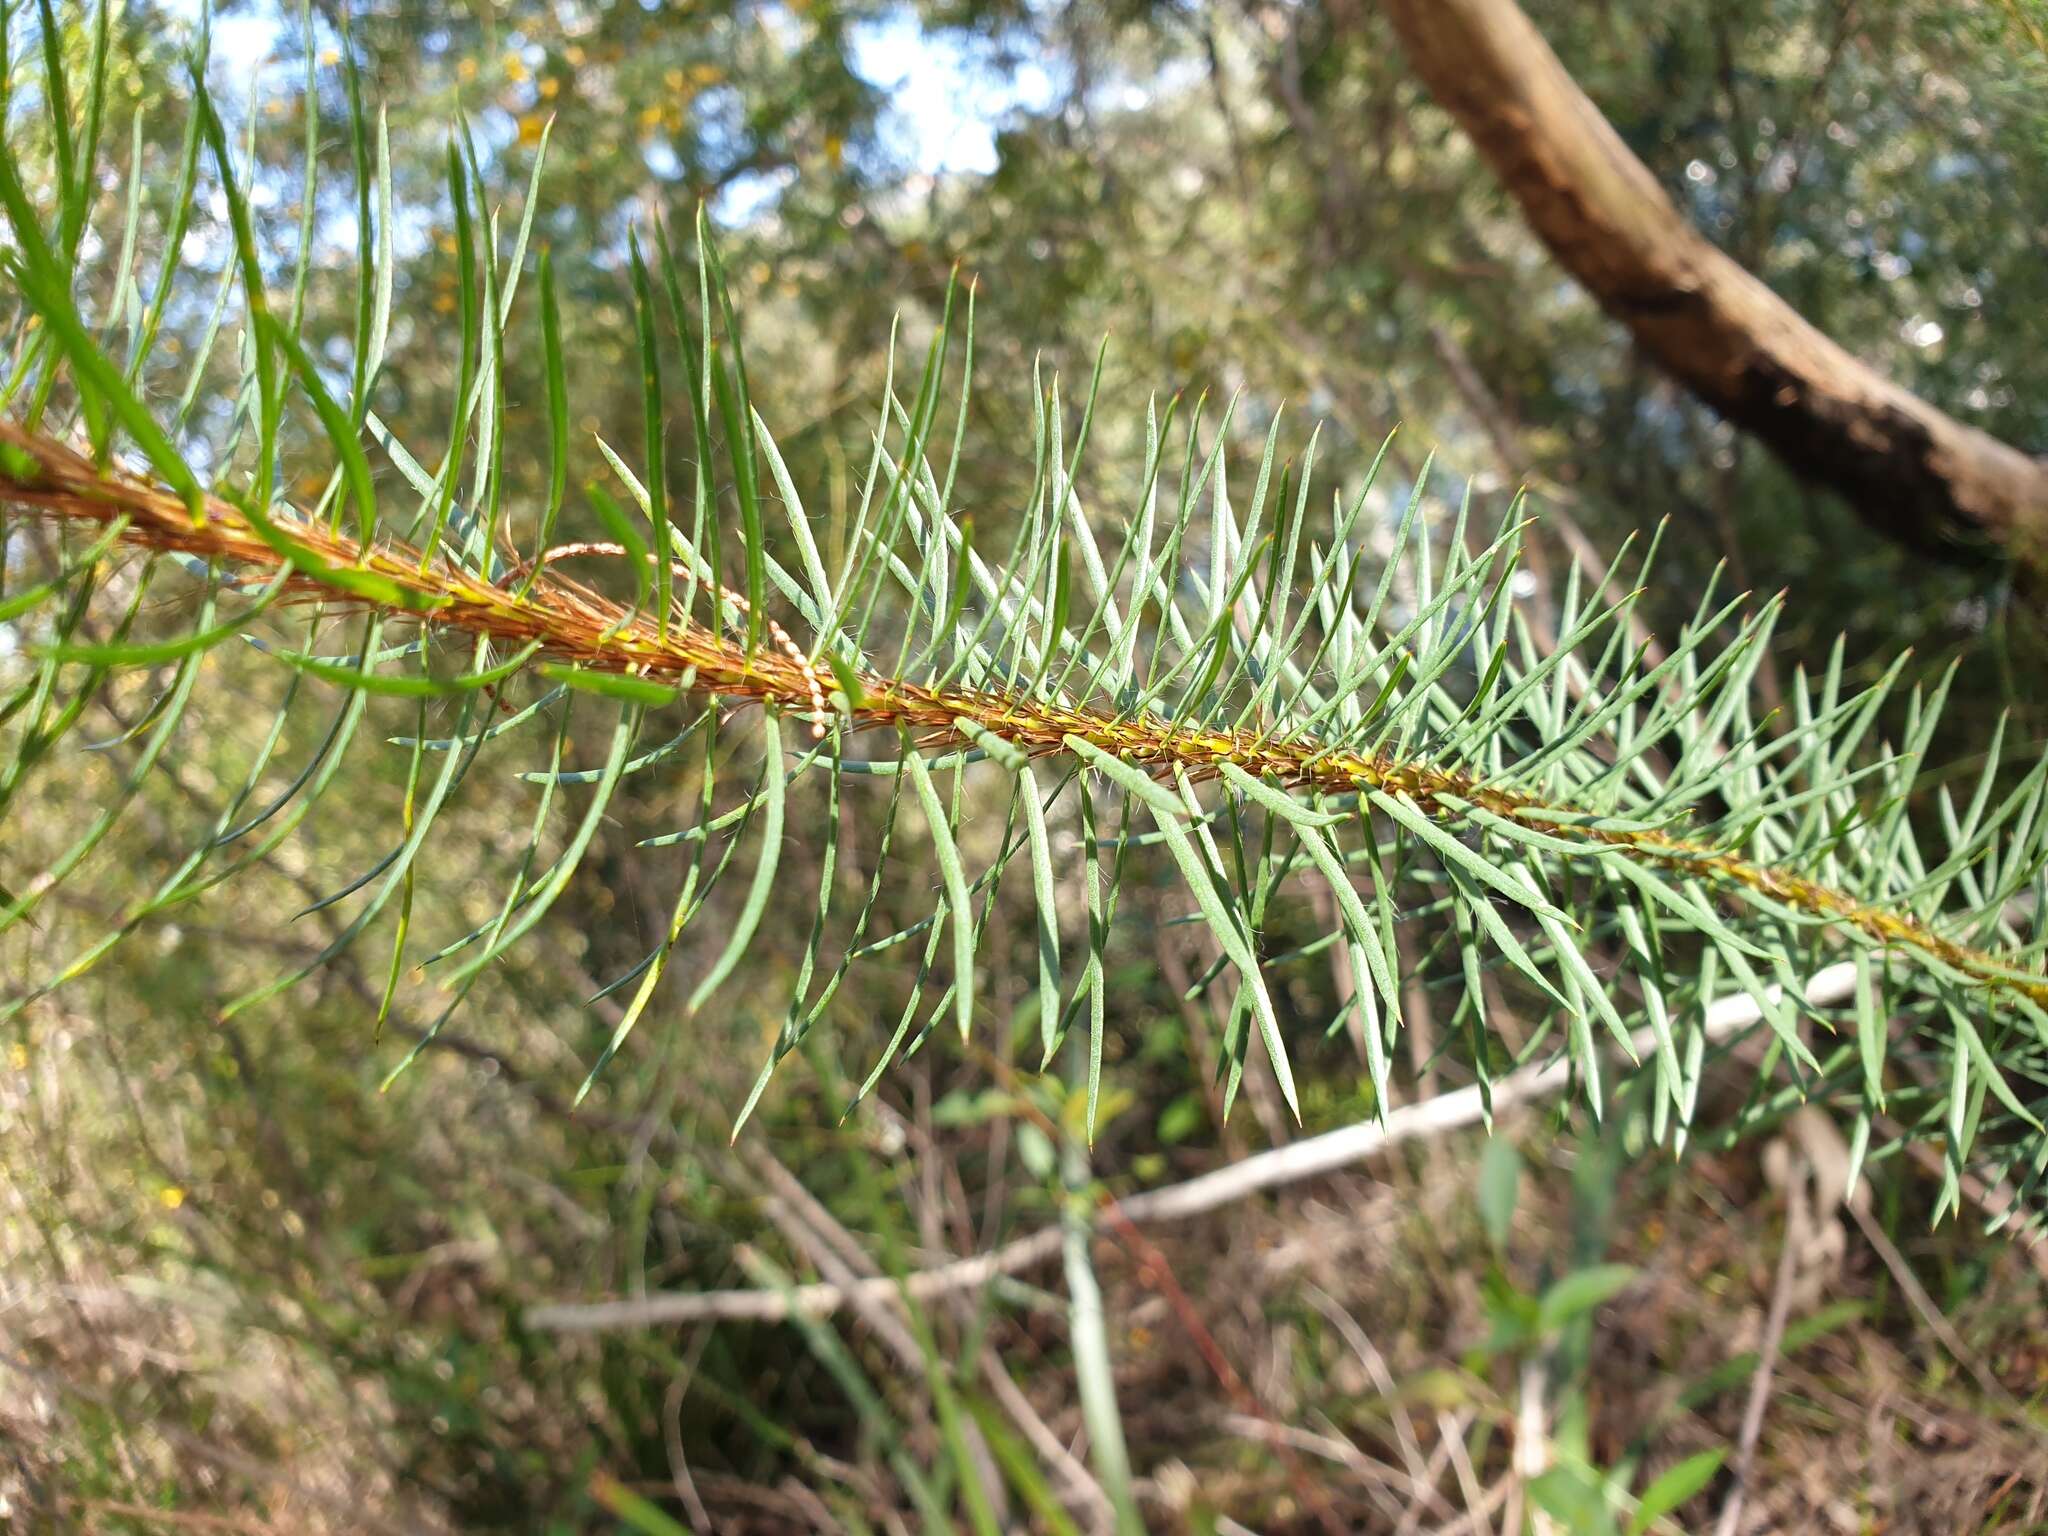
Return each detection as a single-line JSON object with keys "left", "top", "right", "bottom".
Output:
{"left": 1302, "top": 1285, "right": 1433, "bottom": 1509}
{"left": 527, "top": 965, "right": 1859, "bottom": 1331}
{"left": 1437, "top": 1410, "right": 1493, "bottom": 1536}
{"left": 1514, "top": 1353, "right": 1555, "bottom": 1536}
{"left": 1713, "top": 1153, "right": 1808, "bottom": 1536}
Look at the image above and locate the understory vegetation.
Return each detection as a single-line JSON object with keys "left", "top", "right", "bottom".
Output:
{"left": 3, "top": 2, "right": 2046, "bottom": 1532}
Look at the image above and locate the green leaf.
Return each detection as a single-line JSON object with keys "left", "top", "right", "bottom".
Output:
{"left": 46, "top": 579, "right": 285, "bottom": 666}
{"left": 589, "top": 1473, "right": 695, "bottom": 1536}
{"left": 1064, "top": 737, "right": 1296, "bottom": 1121}
{"left": 538, "top": 663, "right": 685, "bottom": 708}
{"left": 963, "top": 1394, "right": 1085, "bottom": 1536}
{"left": 1538, "top": 1264, "right": 1636, "bottom": 1333}
{"left": 1021, "top": 761, "right": 1064, "bottom": 1066}
{"left": 627, "top": 231, "right": 672, "bottom": 633}
{"left": 529, "top": 247, "right": 570, "bottom": 579}
{"left": 0, "top": 147, "right": 204, "bottom": 515}
{"left": 1627, "top": 1448, "right": 1727, "bottom": 1535}
{"left": 1368, "top": 789, "right": 1573, "bottom": 925}
{"left": 752, "top": 404, "right": 835, "bottom": 637}
{"left": 1477, "top": 1137, "right": 1521, "bottom": 1251}
{"left": 277, "top": 640, "right": 540, "bottom": 698}
{"left": 821, "top": 649, "right": 867, "bottom": 712}
{"left": 687, "top": 708, "right": 787, "bottom": 1012}
{"left": 271, "top": 318, "right": 377, "bottom": 545}
{"left": 700, "top": 224, "right": 767, "bottom": 653}
{"left": 1221, "top": 765, "right": 1393, "bottom": 1108}
{"left": 1528, "top": 1465, "right": 1618, "bottom": 1536}
{"left": 1854, "top": 948, "right": 1885, "bottom": 1110}
{"left": 904, "top": 743, "right": 975, "bottom": 1039}
{"left": 1157, "top": 1092, "right": 1206, "bottom": 1145}
{"left": 584, "top": 474, "right": 651, "bottom": 610}
{"left": 1217, "top": 762, "right": 1346, "bottom": 829}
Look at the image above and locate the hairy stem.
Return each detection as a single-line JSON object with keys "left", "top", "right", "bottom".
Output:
{"left": 4, "top": 420, "right": 2041, "bottom": 1009}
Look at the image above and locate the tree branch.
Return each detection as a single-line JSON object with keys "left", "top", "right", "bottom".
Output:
{"left": 1378, "top": 0, "right": 2048, "bottom": 579}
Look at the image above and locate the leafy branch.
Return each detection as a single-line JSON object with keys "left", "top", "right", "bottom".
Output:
{"left": 5, "top": 416, "right": 2045, "bottom": 1025}
{"left": 1, "top": 20, "right": 2044, "bottom": 1229}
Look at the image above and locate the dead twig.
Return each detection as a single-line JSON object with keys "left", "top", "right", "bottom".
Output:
{"left": 1713, "top": 1152, "right": 1809, "bottom": 1536}
{"left": 526, "top": 965, "right": 1860, "bottom": 1330}
{"left": 1843, "top": 1199, "right": 2013, "bottom": 1408}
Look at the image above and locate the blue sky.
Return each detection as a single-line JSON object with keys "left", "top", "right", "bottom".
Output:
{"left": 157, "top": 0, "right": 1056, "bottom": 205}
{"left": 846, "top": 9, "right": 1060, "bottom": 178}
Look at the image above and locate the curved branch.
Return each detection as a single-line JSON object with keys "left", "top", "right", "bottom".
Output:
{"left": 1379, "top": 0, "right": 2048, "bottom": 577}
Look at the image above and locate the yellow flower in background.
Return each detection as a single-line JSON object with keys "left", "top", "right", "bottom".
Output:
{"left": 689, "top": 62, "right": 723, "bottom": 86}
{"left": 503, "top": 53, "right": 529, "bottom": 83}
{"left": 517, "top": 113, "right": 547, "bottom": 148}
{"left": 538, "top": 76, "right": 560, "bottom": 100}
{"left": 8, "top": 1042, "right": 27, "bottom": 1072}
{"left": 159, "top": 1186, "right": 186, "bottom": 1210}
{"left": 457, "top": 57, "right": 477, "bottom": 83}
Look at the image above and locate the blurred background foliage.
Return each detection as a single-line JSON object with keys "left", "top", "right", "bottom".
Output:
{"left": 4, "top": 0, "right": 2047, "bottom": 1530}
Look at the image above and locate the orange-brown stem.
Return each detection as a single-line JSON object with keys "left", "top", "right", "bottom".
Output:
{"left": 4, "top": 422, "right": 2041, "bottom": 1008}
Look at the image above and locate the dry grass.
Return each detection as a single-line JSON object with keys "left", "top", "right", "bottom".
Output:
{"left": 12, "top": 1070, "right": 2041, "bottom": 1534}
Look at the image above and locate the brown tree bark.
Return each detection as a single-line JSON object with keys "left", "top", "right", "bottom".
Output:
{"left": 1379, "top": 0, "right": 2048, "bottom": 578}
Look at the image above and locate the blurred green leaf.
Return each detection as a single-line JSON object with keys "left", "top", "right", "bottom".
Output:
{"left": 1478, "top": 1136, "right": 1521, "bottom": 1252}
{"left": 1538, "top": 1264, "right": 1636, "bottom": 1334}
{"left": 1628, "top": 1447, "right": 1728, "bottom": 1535}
